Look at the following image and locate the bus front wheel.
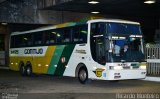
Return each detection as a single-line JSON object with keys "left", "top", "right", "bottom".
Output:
{"left": 78, "top": 67, "right": 88, "bottom": 84}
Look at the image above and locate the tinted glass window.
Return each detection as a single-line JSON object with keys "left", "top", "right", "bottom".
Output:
{"left": 73, "top": 27, "right": 80, "bottom": 42}
{"left": 34, "top": 32, "right": 44, "bottom": 45}
{"left": 91, "top": 23, "right": 106, "bottom": 36}
{"left": 11, "top": 24, "right": 87, "bottom": 47}
{"left": 56, "top": 30, "right": 63, "bottom": 44}
{"left": 73, "top": 25, "right": 87, "bottom": 43}
{"left": 90, "top": 23, "right": 106, "bottom": 65}
{"left": 63, "top": 28, "right": 71, "bottom": 43}
{"left": 79, "top": 25, "right": 87, "bottom": 43}
{"left": 23, "top": 33, "right": 33, "bottom": 46}
{"left": 14, "top": 33, "right": 33, "bottom": 47}
{"left": 49, "top": 30, "right": 57, "bottom": 44}
{"left": 16, "top": 35, "right": 24, "bottom": 47}
{"left": 10, "top": 36, "right": 15, "bottom": 48}
{"left": 108, "top": 23, "right": 141, "bottom": 35}
{"left": 44, "top": 31, "right": 50, "bottom": 44}
{"left": 14, "top": 35, "right": 19, "bottom": 47}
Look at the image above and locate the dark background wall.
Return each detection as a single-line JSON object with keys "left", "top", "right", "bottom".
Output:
{"left": 0, "top": 0, "right": 160, "bottom": 66}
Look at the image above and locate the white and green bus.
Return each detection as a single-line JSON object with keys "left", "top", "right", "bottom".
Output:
{"left": 9, "top": 19, "right": 146, "bottom": 84}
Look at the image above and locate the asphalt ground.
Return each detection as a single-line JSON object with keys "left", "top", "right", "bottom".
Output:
{"left": 0, "top": 69, "right": 160, "bottom": 99}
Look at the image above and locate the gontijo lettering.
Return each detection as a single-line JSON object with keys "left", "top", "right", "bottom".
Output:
{"left": 24, "top": 48, "right": 43, "bottom": 54}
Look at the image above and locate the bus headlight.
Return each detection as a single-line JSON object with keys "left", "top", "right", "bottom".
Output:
{"left": 109, "top": 66, "right": 122, "bottom": 70}
{"left": 140, "top": 63, "right": 146, "bottom": 69}
{"left": 140, "top": 65, "right": 146, "bottom": 69}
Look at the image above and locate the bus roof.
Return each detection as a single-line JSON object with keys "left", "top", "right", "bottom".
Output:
{"left": 87, "top": 19, "right": 140, "bottom": 25}
{"left": 11, "top": 19, "right": 140, "bottom": 36}
{"left": 11, "top": 21, "right": 86, "bottom": 36}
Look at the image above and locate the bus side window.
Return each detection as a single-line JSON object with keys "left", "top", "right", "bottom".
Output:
{"left": 63, "top": 28, "right": 71, "bottom": 43}
{"left": 49, "top": 30, "right": 56, "bottom": 44}
{"left": 14, "top": 35, "right": 20, "bottom": 47}
{"left": 44, "top": 31, "right": 50, "bottom": 45}
{"left": 10, "top": 36, "right": 15, "bottom": 48}
{"left": 73, "top": 25, "right": 87, "bottom": 43}
{"left": 23, "top": 34, "right": 33, "bottom": 47}
{"left": 79, "top": 25, "right": 87, "bottom": 43}
{"left": 19, "top": 35, "right": 24, "bottom": 47}
{"left": 73, "top": 27, "right": 80, "bottom": 43}
{"left": 18, "top": 34, "right": 26, "bottom": 47}
{"left": 56, "top": 30, "right": 63, "bottom": 44}
{"left": 34, "top": 32, "right": 43, "bottom": 46}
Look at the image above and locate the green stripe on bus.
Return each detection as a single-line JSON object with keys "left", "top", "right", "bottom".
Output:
{"left": 54, "top": 44, "right": 75, "bottom": 76}
{"left": 47, "top": 45, "right": 65, "bottom": 74}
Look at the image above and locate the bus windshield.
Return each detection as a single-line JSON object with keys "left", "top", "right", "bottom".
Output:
{"left": 106, "top": 35, "right": 145, "bottom": 62}
{"left": 90, "top": 22, "right": 145, "bottom": 64}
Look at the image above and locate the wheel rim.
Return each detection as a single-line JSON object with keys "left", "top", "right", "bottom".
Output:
{"left": 79, "top": 69, "right": 87, "bottom": 81}
{"left": 26, "top": 67, "right": 31, "bottom": 75}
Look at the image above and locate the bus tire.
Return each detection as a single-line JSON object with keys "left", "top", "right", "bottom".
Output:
{"left": 78, "top": 67, "right": 88, "bottom": 84}
{"left": 26, "top": 64, "right": 32, "bottom": 76}
{"left": 19, "top": 62, "right": 26, "bottom": 76}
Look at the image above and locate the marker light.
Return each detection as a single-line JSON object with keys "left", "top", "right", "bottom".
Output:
{"left": 88, "top": 1, "right": 99, "bottom": 4}
{"left": 144, "top": 0, "right": 156, "bottom": 4}
{"left": 91, "top": 11, "right": 100, "bottom": 14}
{"left": 45, "top": 64, "right": 49, "bottom": 67}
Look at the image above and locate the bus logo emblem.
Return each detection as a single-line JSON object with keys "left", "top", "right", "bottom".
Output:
{"left": 95, "top": 68, "right": 105, "bottom": 77}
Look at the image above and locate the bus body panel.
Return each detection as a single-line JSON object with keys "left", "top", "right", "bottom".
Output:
{"left": 10, "top": 46, "right": 55, "bottom": 73}
{"left": 9, "top": 45, "right": 76, "bottom": 75}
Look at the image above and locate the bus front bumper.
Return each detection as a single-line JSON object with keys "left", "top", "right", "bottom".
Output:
{"left": 105, "top": 69, "right": 146, "bottom": 80}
